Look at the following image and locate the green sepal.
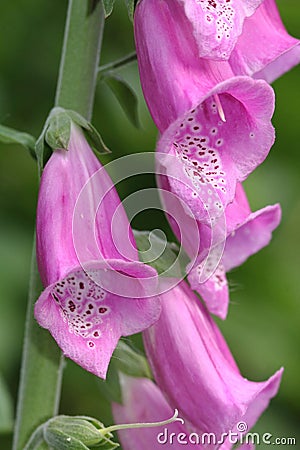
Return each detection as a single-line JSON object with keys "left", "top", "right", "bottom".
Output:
{"left": 133, "top": 230, "right": 187, "bottom": 278}
{"left": 98, "top": 340, "right": 152, "bottom": 404}
{"left": 45, "top": 110, "right": 71, "bottom": 151}
{"left": 25, "top": 416, "right": 119, "bottom": 450}
{"left": 123, "top": 0, "right": 137, "bottom": 21}
{"left": 45, "top": 416, "right": 119, "bottom": 450}
{"left": 35, "top": 129, "right": 52, "bottom": 176}
{"left": 35, "top": 107, "right": 110, "bottom": 173}
{"left": 103, "top": 74, "right": 140, "bottom": 128}
{"left": 102, "top": 0, "right": 116, "bottom": 17}
{"left": 0, "top": 124, "right": 36, "bottom": 159}
{"left": 68, "top": 110, "right": 111, "bottom": 155}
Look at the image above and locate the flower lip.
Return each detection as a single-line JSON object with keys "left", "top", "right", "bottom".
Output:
{"left": 35, "top": 263, "right": 162, "bottom": 379}
{"left": 230, "top": 0, "right": 300, "bottom": 83}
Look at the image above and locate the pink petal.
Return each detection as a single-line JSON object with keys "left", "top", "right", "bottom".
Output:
{"left": 224, "top": 182, "right": 251, "bottom": 233}
{"left": 188, "top": 263, "right": 229, "bottom": 319}
{"left": 35, "top": 263, "right": 161, "bottom": 379}
{"left": 188, "top": 190, "right": 281, "bottom": 318}
{"left": 222, "top": 203, "right": 281, "bottom": 271}
{"left": 230, "top": 0, "right": 300, "bottom": 82}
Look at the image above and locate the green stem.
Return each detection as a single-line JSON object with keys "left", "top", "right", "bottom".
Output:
{"left": 55, "top": 0, "right": 105, "bottom": 121}
{"left": 12, "top": 242, "right": 64, "bottom": 450}
{"left": 97, "top": 51, "right": 137, "bottom": 77}
{"left": 13, "top": 1, "right": 105, "bottom": 449}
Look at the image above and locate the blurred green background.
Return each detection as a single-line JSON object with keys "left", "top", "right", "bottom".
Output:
{"left": 0, "top": 0, "right": 299, "bottom": 448}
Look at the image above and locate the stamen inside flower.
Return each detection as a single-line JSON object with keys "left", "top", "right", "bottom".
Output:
{"left": 214, "top": 94, "right": 226, "bottom": 122}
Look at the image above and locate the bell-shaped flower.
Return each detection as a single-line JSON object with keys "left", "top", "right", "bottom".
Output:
{"left": 143, "top": 281, "right": 283, "bottom": 443}
{"left": 188, "top": 183, "right": 281, "bottom": 318}
{"left": 230, "top": 0, "right": 300, "bottom": 83}
{"left": 35, "top": 124, "right": 161, "bottom": 379}
{"left": 135, "top": 0, "right": 275, "bottom": 223}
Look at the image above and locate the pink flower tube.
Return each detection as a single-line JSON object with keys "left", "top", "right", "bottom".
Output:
{"left": 113, "top": 374, "right": 265, "bottom": 450}
{"left": 35, "top": 125, "right": 161, "bottom": 379}
{"left": 143, "top": 282, "right": 283, "bottom": 444}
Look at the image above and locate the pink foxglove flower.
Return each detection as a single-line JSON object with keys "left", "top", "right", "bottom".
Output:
{"left": 35, "top": 125, "right": 161, "bottom": 379}
{"left": 143, "top": 282, "right": 283, "bottom": 442}
{"left": 135, "top": 0, "right": 275, "bottom": 223}
{"left": 188, "top": 183, "right": 281, "bottom": 318}
{"left": 230, "top": 0, "right": 300, "bottom": 83}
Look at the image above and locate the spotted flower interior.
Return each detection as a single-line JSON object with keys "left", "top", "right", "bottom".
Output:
{"left": 162, "top": 90, "right": 262, "bottom": 224}
{"left": 180, "top": 0, "right": 264, "bottom": 59}
{"left": 52, "top": 270, "right": 110, "bottom": 350}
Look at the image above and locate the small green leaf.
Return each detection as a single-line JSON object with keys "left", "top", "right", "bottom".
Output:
{"left": 35, "top": 131, "right": 51, "bottom": 176}
{"left": 102, "top": 0, "right": 116, "bottom": 17}
{"left": 45, "top": 111, "right": 71, "bottom": 150}
{"left": 104, "top": 74, "right": 140, "bottom": 128}
{"left": 124, "top": 0, "right": 137, "bottom": 21}
{"left": 83, "top": 122, "right": 111, "bottom": 155}
{"left": 0, "top": 124, "right": 36, "bottom": 159}
{"left": 35, "top": 107, "right": 110, "bottom": 173}
{"left": 134, "top": 230, "right": 185, "bottom": 278}
{"left": 97, "top": 52, "right": 137, "bottom": 78}
{"left": 0, "top": 373, "right": 13, "bottom": 434}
